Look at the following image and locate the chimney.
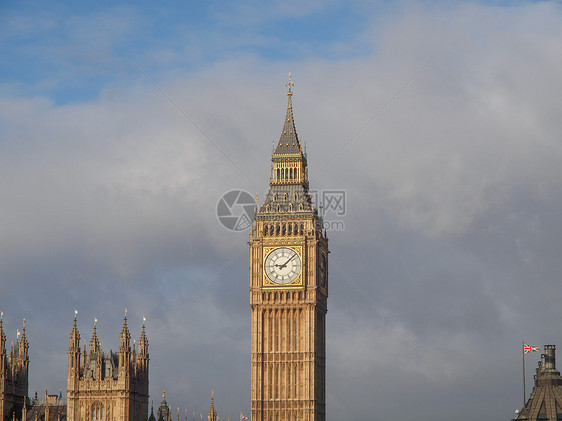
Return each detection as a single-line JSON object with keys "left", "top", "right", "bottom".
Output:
{"left": 544, "top": 345, "right": 556, "bottom": 372}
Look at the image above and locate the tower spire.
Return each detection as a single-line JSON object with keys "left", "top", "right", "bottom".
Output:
{"left": 0, "top": 310, "right": 5, "bottom": 353}
{"left": 273, "top": 72, "right": 303, "bottom": 156}
{"left": 89, "top": 317, "right": 100, "bottom": 354}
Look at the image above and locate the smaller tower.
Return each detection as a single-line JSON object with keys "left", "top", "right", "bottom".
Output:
{"left": 514, "top": 345, "right": 562, "bottom": 420}
{"left": 157, "top": 391, "right": 171, "bottom": 421}
{"left": 66, "top": 310, "right": 149, "bottom": 421}
{"left": 149, "top": 402, "right": 156, "bottom": 421}
{"left": 207, "top": 390, "right": 217, "bottom": 421}
{"left": 0, "top": 313, "right": 29, "bottom": 421}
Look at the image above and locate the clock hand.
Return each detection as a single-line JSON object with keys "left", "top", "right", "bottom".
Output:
{"left": 278, "top": 252, "right": 298, "bottom": 269}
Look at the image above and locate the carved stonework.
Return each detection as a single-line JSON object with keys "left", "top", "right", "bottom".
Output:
{"left": 66, "top": 314, "right": 149, "bottom": 421}
{"left": 249, "top": 77, "right": 328, "bottom": 421}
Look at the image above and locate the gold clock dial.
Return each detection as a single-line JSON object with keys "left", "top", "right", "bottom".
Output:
{"left": 264, "top": 247, "right": 302, "bottom": 284}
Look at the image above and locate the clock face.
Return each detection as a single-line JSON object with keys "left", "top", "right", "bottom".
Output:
{"left": 319, "top": 252, "right": 327, "bottom": 288}
{"left": 264, "top": 247, "right": 302, "bottom": 285}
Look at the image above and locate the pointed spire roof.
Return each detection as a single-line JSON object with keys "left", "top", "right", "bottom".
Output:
{"left": 120, "top": 309, "right": 131, "bottom": 349}
{"left": 207, "top": 390, "right": 217, "bottom": 421}
{"left": 149, "top": 402, "right": 156, "bottom": 421}
{"left": 139, "top": 316, "right": 148, "bottom": 351}
{"left": 19, "top": 318, "right": 28, "bottom": 356}
{"left": 89, "top": 318, "right": 100, "bottom": 354}
{"left": 515, "top": 345, "right": 562, "bottom": 420}
{"left": 274, "top": 73, "right": 303, "bottom": 156}
{"left": 69, "top": 309, "right": 80, "bottom": 349}
{"left": 0, "top": 310, "right": 6, "bottom": 352}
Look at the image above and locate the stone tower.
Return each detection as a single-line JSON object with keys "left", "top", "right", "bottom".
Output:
{"left": 249, "top": 75, "right": 329, "bottom": 421}
{"left": 66, "top": 312, "right": 149, "bottom": 421}
{"left": 207, "top": 391, "right": 216, "bottom": 421}
{"left": 514, "top": 345, "right": 562, "bottom": 420}
{"left": 0, "top": 314, "right": 29, "bottom": 421}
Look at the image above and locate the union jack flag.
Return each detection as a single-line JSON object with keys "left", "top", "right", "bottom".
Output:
{"left": 240, "top": 414, "right": 249, "bottom": 420}
{"left": 524, "top": 343, "right": 540, "bottom": 354}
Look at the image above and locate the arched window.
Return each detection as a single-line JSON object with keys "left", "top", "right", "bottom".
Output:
{"left": 276, "top": 168, "right": 280, "bottom": 180}
{"left": 284, "top": 193, "right": 288, "bottom": 201}
{"left": 294, "top": 192, "right": 298, "bottom": 201}
{"left": 273, "top": 193, "right": 277, "bottom": 201}
{"left": 92, "top": 402, "right": 104, "bottom": 421}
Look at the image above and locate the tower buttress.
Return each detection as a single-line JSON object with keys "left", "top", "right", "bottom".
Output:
{"left": 138, "top": 317, "right": 149, "bottom": 374}
{"left": 118, "top": 310, "right": 131, "bottom": 382}
{"left": 0, "top": 311, "right": 6, "bottom": 374}
{"left": 68, "top": 311, "right": 81, "bottom": 390}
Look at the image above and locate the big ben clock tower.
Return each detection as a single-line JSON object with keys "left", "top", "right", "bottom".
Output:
{"left": 249, "top": 74, "right": 328, "bottom": 421}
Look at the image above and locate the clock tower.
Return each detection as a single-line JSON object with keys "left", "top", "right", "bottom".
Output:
{"left": 249, "top": 75, "right": 328, "bottom": 421}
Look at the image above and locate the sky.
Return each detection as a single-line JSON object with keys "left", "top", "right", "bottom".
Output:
{"left": 1, "top": 0, "right": 562, "bottom": 419}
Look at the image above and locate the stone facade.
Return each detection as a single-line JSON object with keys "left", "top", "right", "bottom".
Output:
{"left": 66, "top": 314, "right": 149, "bottom": 421}
{"left": 0, "top": 315, "right": 29, "bottom": 421}
{"left": 249, "top": 75, "right": 329, "bottom": 421}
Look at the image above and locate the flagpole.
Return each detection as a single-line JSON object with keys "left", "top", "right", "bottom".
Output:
{"left": 522, "top": 340, "right": 526, "bottom": 410}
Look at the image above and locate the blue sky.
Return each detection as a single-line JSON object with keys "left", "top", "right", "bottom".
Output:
{"left": 2, "top": 1, "right": 562, "bottom": 420}
{"left": 1, "top": 0, "right": 375, "bottom": 104}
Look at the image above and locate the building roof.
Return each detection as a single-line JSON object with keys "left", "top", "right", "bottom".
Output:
{"left": 256, "top": 74, "right": 320, "bottom": 223}
{"left": 514, "top": 345, "right": 562, "bottom": 420}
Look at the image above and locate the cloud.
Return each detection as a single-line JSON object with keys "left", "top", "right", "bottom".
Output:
{"left": 1, "top": 1, "right": 562, "bottom": 420}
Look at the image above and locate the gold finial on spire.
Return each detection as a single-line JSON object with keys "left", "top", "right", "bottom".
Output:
{"left": 94, "top": 317, "right": 97, "bottom": 327}
{"left": 1, "top": 310, "right": 3, "bottom": 321}
{"left": 286, "top": 72, "right": 294, "bottom": 96}
{"left": 162, "top": 390, "right": 166, "bottom": 399}
{"left": 124, "top": 307, "right": 127, "bottom": 317}
{"left": 17, "top": 329, "right": 20, "bottom": 340}
{"left": 23, "top": 318, "right": 26, "bottom": 328}
{"left": 74, "top": 309, "right": 78, "bottom": 318}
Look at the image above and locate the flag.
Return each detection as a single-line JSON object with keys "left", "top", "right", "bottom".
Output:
{"left": 240, "top": 413, "right": 249, "bottom": 420}
{"left": 524, "top": 343, "right": 540, "bottom": 354}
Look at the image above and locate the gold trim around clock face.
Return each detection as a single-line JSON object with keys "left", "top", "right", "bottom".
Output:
{"left": 262, "top": 245, "right": 303, "bottom": 287}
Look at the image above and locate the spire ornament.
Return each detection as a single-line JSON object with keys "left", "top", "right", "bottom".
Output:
{"left": 286, "top": 72, "right": 294, "bottom": 96}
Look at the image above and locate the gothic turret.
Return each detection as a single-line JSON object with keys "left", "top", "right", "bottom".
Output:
{"left": 207, "top": 390, "right": 217, "bottom": 421}
{"left": 157, "top": 391, "right": 171, "bottom": 421}
{"left": 0, "top": 311, "right": 6, "bottom": 374}
{"left": 118, "top": 311, "right": 131, "bottom": 376}
{"left": 66, "top": 310, "right": 149, "bottom": 421}
{"left": 514, "top": 345, "right": 562, "bottom": 420}
{"left": 137, "top": 317, "right": 149, "bottom": 375}
{"left": 0, "top": 313, "right": 29, "bottom": 421}
{"left": 67, "top": 311, "right": 81, "bottom": 391}
{"left": 89, "top": 318, "right": 100, "bottom": 355}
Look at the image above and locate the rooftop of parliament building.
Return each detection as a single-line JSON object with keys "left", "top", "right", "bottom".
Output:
{"left": 513, "top": 345, "right": 562, "bottom": 421}
{"left": 0, "top": 312, "right": 218, "bottom": 421}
